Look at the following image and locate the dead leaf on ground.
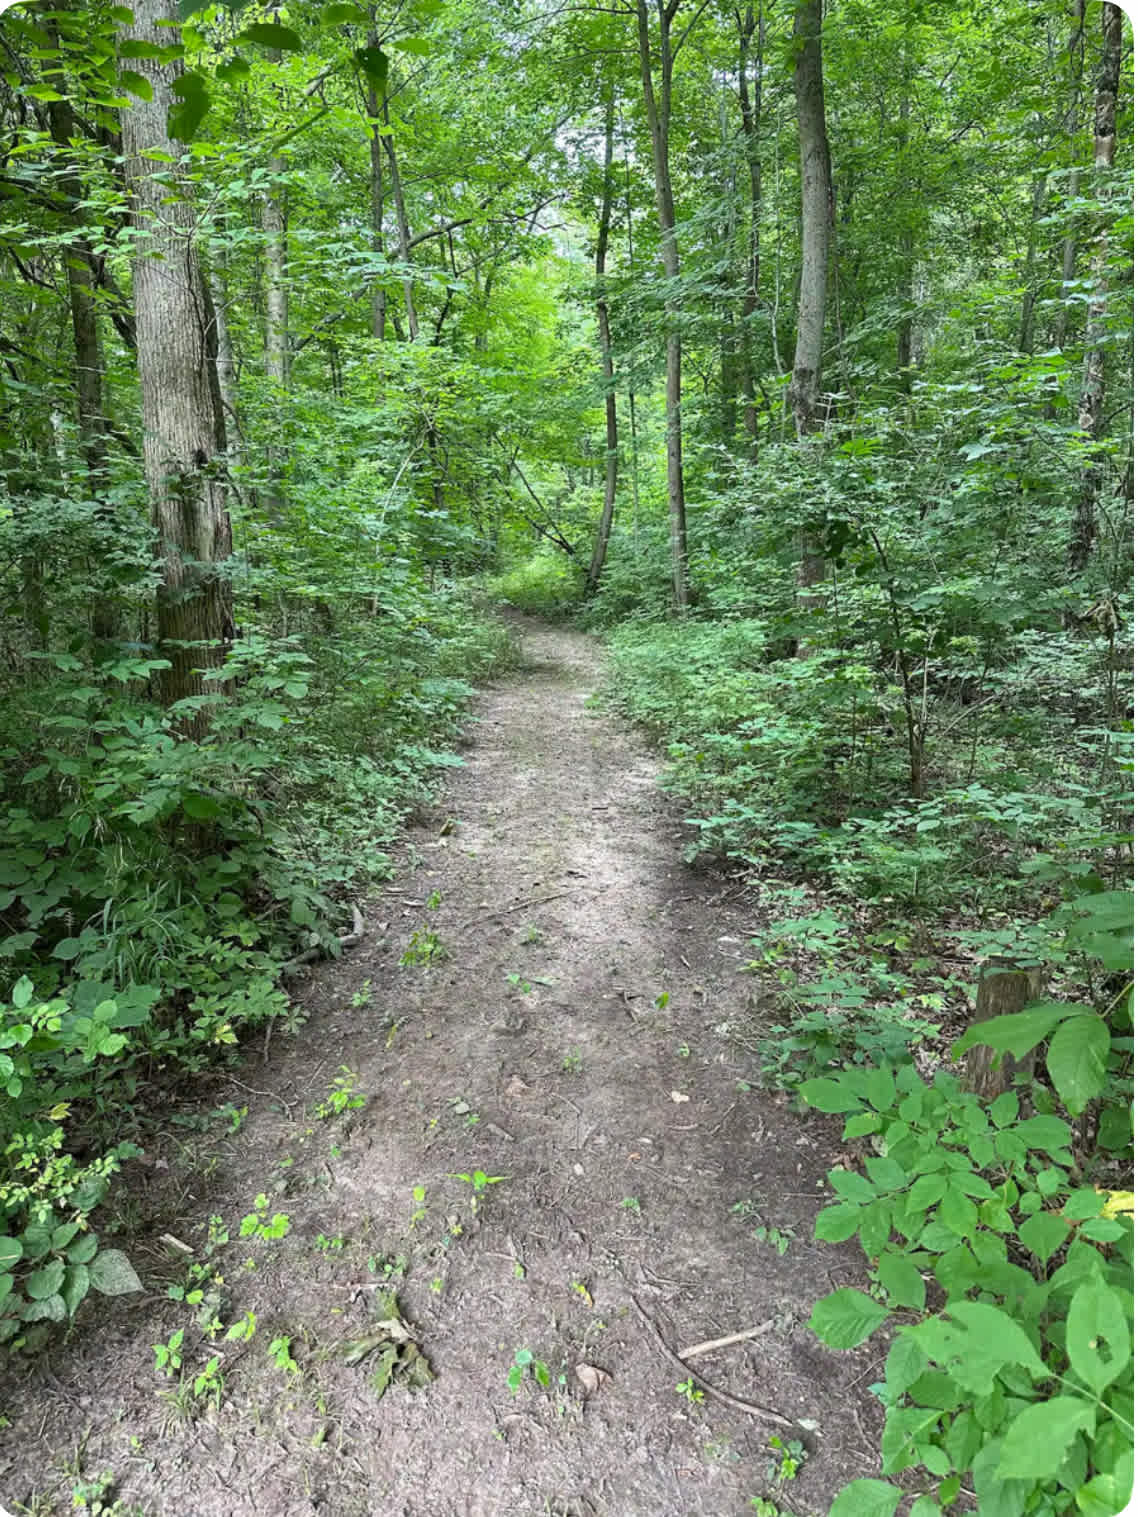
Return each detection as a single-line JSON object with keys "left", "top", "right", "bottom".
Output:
{"left": 338, "top": 1291, "right": 434, "bottom": 1399}
{"left": 670, "top": 1091, "right": 690, "bottom": 1103}
{"left": 574, "top": 1363, "right": 611, "bottom": 1397}
{"left": 505, "top": 1074, "right": 530, "bottom": 1099}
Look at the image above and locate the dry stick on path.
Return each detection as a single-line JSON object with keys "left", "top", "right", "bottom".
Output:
{"left": 630, "top": 1296, "right": 798, "bottom": 1429}
{"left": 679, "top": 1321, "right": 774, "bottom": 1359}
{"left": 462, "top": 890, "right": 575, "bottom": 929}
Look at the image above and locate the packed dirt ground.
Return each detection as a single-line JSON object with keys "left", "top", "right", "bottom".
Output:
{"left": 1, "top": 620, "right": 886, "bottom": 1516}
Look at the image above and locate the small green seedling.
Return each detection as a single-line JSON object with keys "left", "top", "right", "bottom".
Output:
{"left": 426, "top": 890, "right": 442, "bottom": 909}
{"left": 766, "top": 1435, "right": 806, "bottom": 1484}
{"left": 401, "top": 928, "right": 447, "bottom": 966}
{"left": 408, "top": 1185, "right": 428, "bottom": 1229}
{"left": 153, "top": 1328, "right": 183, "bottom": 1378}
{"left": 223, "top": 1309, "right": 257, "bottom": 1343}
{"left": 675, "top": 1377, "right": 705, "bottom": 1404}
{"left": 655, "top": 991, "right": 670, "bottom": 1009}
{"left": 562, "top": 1048, "right": 583, "bottom": 1074}
{"left": 268, "top": 1334, "right": 299, "bottom": 1374}
{"left": 314, "top": 1067, "right": 366, "bottom": 1119}
{"left": 314, "top": 1233, "right": 347, "bottom": 1253}
{"left": 619, "top": 1196, "right": 641, "bottom": 1214}
{"left": 507, "top": 1347, "right": 552, "bottom": 1393}
{"left": 450, "top": 1169, "right": 507, "bottom": 1214}
{"left": 192, "top": 1355, "right": 223, "bottom": 1410}
{"left": 350, "top": 980, "right": 373, "bottom": 1008}
{"left": 239, "top": 1195, "right": 291, "bottom": 1241}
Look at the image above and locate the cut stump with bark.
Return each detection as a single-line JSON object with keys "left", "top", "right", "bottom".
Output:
{"left": 962, "top": 959, "right": 1044, "bottom": 1099}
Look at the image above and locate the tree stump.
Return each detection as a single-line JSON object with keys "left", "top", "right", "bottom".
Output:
{"left": 961, "top": 960, "right": 1045, "bottom": 1100}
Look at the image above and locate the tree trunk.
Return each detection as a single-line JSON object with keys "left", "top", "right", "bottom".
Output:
{"left": 1070, "top": 1, "right": 1121, "bottom": 574}
{"left": 383, "top": 97, "right": 419, "bottom": 340}
{"left": 962, "top": 962, "right": 1045, "bottom": 1100}
{"left": 585, "top": 95, "right": 619, "bottom": 597}
{"left": 789, "top": 0, "right": 832, "bottom": 639}
{"left": 788, "top": 0, "right": 831, "bottom": 437}
{"left": 262, "top": 72, "right": 289, "bottom": 519}
{"left": 736, "top": 4, "right": 763, "bottom": 456}
{"left": 119, "top": 0, "right": 234, "bottom": 733}
{"left": 1016, "top": 171, "right": 1048, "bottom": 355}
{"left": 366, "top": 22, "right": 387, "bottom": 341}
{"left": 636, "top": 0, "right": 688, "bottom": 612}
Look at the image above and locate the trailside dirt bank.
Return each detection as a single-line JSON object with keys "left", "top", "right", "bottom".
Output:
{"left": 1, "top": 620, "right": 882, "bottom": 1517}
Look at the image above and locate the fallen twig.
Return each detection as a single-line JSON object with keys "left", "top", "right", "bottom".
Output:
{"left": 281, "top": 903, "right": 367, "bottom": 976}
{"left": 630, "top": 1295, "right": 796, "bottom": 1429}
{"left": 462, "top": 890, "right": 574, "bottom": 929}
{"left": 679, "top": 1321, "right": 774, "bottom": 1360}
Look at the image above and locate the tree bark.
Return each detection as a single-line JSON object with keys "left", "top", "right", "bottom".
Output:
{"left": 962, "top": 962, "right": 1045, "bottom": 1100}
{"left": 789, "top": 0, "right": 832, "bottom": 640}
{"left": 1016, "top": 171, "right": 1048, "bottom": 356}
{"left": 119, "top": 0, "right": 234, "bottom": 732}
{"left": 585, "top": 95, "right": 619, "bottom": 597}
{"left": 383, "top": 96, "right": 419, "bottom": 340}
{"left": 1070, "top": 1, "right": 1121, "bottom": 574}
{"left": 366, "top": 21, "right": 387, "bottom": 341}
{"left": 788, "top": 0, "right": 831, "bottom": 438}
{"left": 636, "top": 0, "right": 688, "bottom": 612}
{"left": 736, "top": 4, "right": 764, "bottom": 455}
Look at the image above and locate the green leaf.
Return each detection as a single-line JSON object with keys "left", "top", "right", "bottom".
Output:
{"left": 239, "top": 22, "right": 303, "bottom": 49}
{"left": 952, "top": 1003, "right": 1080, "bottom": 1061}
{"left": 354, "top": 45, "right": 388, "bottom": 90}
{"left": 392, "top": 35, "right": 431, "bottom": 54}
{"left": 1017, "top": 1113, "right": 1072, "bottom": 1155}
{"left": 10, "top": 975, "right": 33, "bottom": 1010}
{"left": 936, "top": 1186, "right": 977, "bottom": 1238}
{"left": 118, "top": 68, "right": 153, "bottom": 100}
{"left": 799, "top": 1076, "right": 864, "bottom": 1113}
{"left": 1076, "top": 1451, "right": 1134, "bottom": 1517}
{"left": 828, "top": 1479, "right": 902, "bottom": 1517}
{"left": 815, "top": 1204, "right": 862, "bottom": 1243}
{"left": 323, "top": 1, "right": 365, "bottom": 19}
{"left": 1066, "top": 1278, "right": 1131, "bottom": 1394}
{"left": 1018, "top": 1209, "right": 1070, "bottom": 1264}
{"left": 216, "top": 56, "right": 251, "bottom": 83}
{"left": 67, "top": 1233, "right": 98, "bottom": 1264}
{"left": 996, "top": 1396, "right": 1095, "bottom": 1480}
{"left": 182, "top": 792, "right": 221, "bottom": 820}
{"left": 808, "top": 1288, "right": 889, "bottom": 1350}
{"left": 843, "top": 1112, "right": 882, "bottom": 1140}
{"left": 876, "top": 1251, "right": 926, "bottom": 1310}
{"left": 908, "top": 1173, "right": 947, "bottom": 1211}
{"left": 0, "top": 1236, "right": 22, "bottom": 1271}
{"left": 89, "top": 1248, "right": 142, "bottom": 1296}
{"left": 52, "top": 937, "right": 83, "bottom": 960}
{"left": 1047, "top": 1014, "right": 1109, "bottom": 1117}
{"left": 943, "top": 1301, "right": 1047, "bottom": 1378}
{"left": 61, "top": 1263, "right": 90, "bottom": 1316}
{"left": 168, "top": 70, "right": 209, "bottom": 141}
{"left": 26, "top": 1258, "right": 65, "bottom": 1300}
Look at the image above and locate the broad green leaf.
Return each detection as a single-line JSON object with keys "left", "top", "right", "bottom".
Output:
{"left": 863, "top": 1065, "right": 895, "bottom": 1111}
{"left": 876, "top": 1251, "right": 926, "bottom": 1310}
{"left": 52, "top": 937, "right": 83, "bottom": 960}
{"left": 355, "top": 44, "right": 388, "bottom": 89}
{"left": 997, "top": 1396, "right": 1095, "bottom": 1480}
{"left": 169, "top": 71, "right": 209, "bottom": 141}
{"left": 118, "top": 68, "right": 153, "bottom": 100}
{"left": 239, "top": 22, "right": 303, "bottom": 49}
{"left": 1047, "top": 1014, "right": 1109, "bottom": 1116}
{"left": 0, "top": 1236, "right": 22, "bottom": 1270}
{"left": 944, "top": 1301, "right": 1047, "bottom": 1378}
{"left": 23, "top": 1292, "right": 67, "bottom": 1322}
{"left": 952, "top": 1002, "right": 1077, "bottom": 1061}
{"left": 1075, "top": 1451, "right": 1134, "bottom": 1517}
{"left": 828, "top": 1479, "right": 902, "bottom": 1517}
{"left": 815, "top": 1204, "right": 861, "bottom": 1243}
{"left": 1066, "top": 1278, "right": 1131, "bottom": 1394}
{"left": 799, "top": 1076, "right": 864, "bottom": 1113}
{"left": 26, "top": 1258, "right": 65, "bottom": 1300}
{"left": 89, "top": 1248, "right": 142, "bottom": 1296}
{"left": 808, "top": 1288, "right": 889, "bottom": 1350}
{"left": 1018, "top": 1209, "right": 1070, "bottom": 1264}
{"left": 182, "top": 792, "right": 221, "bottom": 820}
{"left": 1017, "top": 1113, "right": 1072, "bottom": 1155}
{"left": 61, "top": 1263, "right": 91, "bottom": 1317}
{"left": 323, "top": 1, "right": 366, "bottom": 19}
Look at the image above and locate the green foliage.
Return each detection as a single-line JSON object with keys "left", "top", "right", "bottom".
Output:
{"left": 483, "top": 550, "right": 582, "bottom": 617}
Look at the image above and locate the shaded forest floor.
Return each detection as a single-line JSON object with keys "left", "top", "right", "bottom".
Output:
{"left": 1, "top": 620, "right": 885, "bottom": 1517}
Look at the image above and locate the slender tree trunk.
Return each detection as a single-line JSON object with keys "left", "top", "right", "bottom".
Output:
{"left": 1016, "top": 171, "right": 1048, "bottom": 355}
{"left": 262, "top": 60, "right": 289, "bottom": 519}
{"left": 586, "top": 95, "right": 619, "bottom": 596}
{"left": 636, "top": 0, "right": 688, "bottom": 611}
{"left": 207, "top": 260, "right": 239, "bottom": 431}
{"left": 789, "top": 0, "right": 832, "bottom": 637}
{"left": 383, "top": 97, "right": 419, "bottom": 340}
{"left": 736, "top": 4, "right": 763, "bottom": 456}
{"left": 789, "top": 0, "right": 831, "bottom": 437}
{"left": 1071, "top": 1, "right": 1121, "bottom": 574}
{"left": 120, "top": 0, "right": 234, "bottom": 733}
{"left": 366, "top": 23, "right": 387, "bottom": 340}
{"left": 1053, "top": 167, "right": 1082, "bottom": 352}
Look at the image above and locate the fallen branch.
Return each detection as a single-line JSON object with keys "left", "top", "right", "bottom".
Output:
{"left": 462, "top": 890, "right": 574, "bottom": 930}
{"left": 630, "top": 1295, "right": 797, "bottom": 1429}
{"left": 679, "top": 1321, "right": 774, "bottom": 1360}
{"left": 281, "top": 903, "right": 367, "bottom": 976}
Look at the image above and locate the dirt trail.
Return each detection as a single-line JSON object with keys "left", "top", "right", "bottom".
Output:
{"left": 2, "top": 620, "right": 880, "bottom": 1517}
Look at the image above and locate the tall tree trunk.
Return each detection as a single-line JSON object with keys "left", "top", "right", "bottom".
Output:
{"left": 1016, "top": 171, "right": 1048, "bottom": 355}
{"left": 120, "top": 0, "right": 234, "bottom": 733}
{"left": 383, "top": 96, "right": 419, "bottom": 340}
{"left": 1071, "top": 1, "right": 1121, "bottom": 574}
{"left": 789, "top": 0, "right": 832, "bottom": 634}
{"left": 789, "top": 0, "right": 831, "bottom": 437}
{"left": 586, "top": 95, "right": 619, "bottom": 597}
{"left": 207, "top": 261, "right": 239, "bottom": 432}
{"left": 262, "top": 63, "right": 289, "bottom": 519}
{"left": 636, "top": 0, "right": 688, "bottom": 612}
{"left": 366, "top": 21, "right": 387, "bottom": 340}
{"left": 736, "top": 3, "right": 763, "bottom": 456}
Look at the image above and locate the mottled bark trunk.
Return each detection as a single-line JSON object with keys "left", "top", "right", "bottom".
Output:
{"left": 383, "top": 98, "right": 419, "bottom": 340}
{"left": 1016, "top": 172, "right": 1048, "bottom": 355}
{"left": 586, "top": 96, "right": 619, "bottom": 597}
{"left": 737, "top": 4, "right": 763, "bottom": 455}
{"left": 789, "top": 0, "right": 831, "bottom": 437}
{"left": 1071, "top": 2, "right": 1121, "bottom": 574}
{"left": 262, "top": 124, "right": 289, "bottom": 518}
{"left": 789, "top": 0, "right": 832, "bottom": 640}
{"left": 636, "top": 0, "right": 687, "bottom": 611}
{"left": 120, "top": 0, "right": 234, "bottom": 731}
{"left": 366, "top": 25, "right": 387, "bottom": 341}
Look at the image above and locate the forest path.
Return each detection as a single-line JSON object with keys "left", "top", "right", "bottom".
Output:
{"left": 4, "top": 619, "right": 877, "bottom": 1517}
